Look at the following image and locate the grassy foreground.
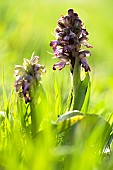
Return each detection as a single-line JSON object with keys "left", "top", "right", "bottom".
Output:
{"left": 0, "top": 1, "right": 113, "bottom": 170}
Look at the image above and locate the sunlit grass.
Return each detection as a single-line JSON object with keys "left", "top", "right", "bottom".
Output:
{"left": 0, "top": 0, "right": 113, "bottom": 170}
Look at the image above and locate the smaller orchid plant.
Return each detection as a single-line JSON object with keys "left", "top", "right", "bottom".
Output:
{"left": 14, "top": 53, "right": 46, "bottom": 135}
{"left": 14, "top": 52, "right": 45, "bottom": 104}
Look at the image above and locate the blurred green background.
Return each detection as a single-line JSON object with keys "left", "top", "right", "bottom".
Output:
{"left": 0, "top": 0, "right": 113, "bottom": 115}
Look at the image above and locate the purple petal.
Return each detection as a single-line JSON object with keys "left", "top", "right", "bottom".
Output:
{"left": 74, "top": 19, "right": 82, "bottom": 28}
{"left": 50, "top": 40, "right": 58, "bottom": 48}
{"left": 53, "top": 48, "right": 61, "bottom": 56}
{"left": 58, "top": 54, "right": 70, "bottom": 62}
{"left": 63, "top": 35, "right": 70, "bottom": 41}
{"left": 80, "top": 57, "right": 91, "bottom": 72}
{"left": 53, "top": 61, "right": 67, "bottom": 70}
{"left": 83, "top": 42, "right": 93, "bottom": 48}
{"left": 22, "top": 81, "right": 30, "bottom": 95}
{"left": 82, "top": 29, "right": 89, "bottom": 36}
{"left": 79, "top": 50, "right": 91, "bottom": 59}
{"left": 80, "top": 37, "right": 93, "bottom": 48}
{"left": 68, "top": 9, "right": 74, "bottom": 17}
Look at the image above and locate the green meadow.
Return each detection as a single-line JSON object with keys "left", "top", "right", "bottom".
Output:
{"left": 0, "top": 0, "right": 113, "bottom": 169}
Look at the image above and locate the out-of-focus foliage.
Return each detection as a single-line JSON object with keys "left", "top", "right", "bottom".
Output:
{"left": 0, "top": 0, "right": 113, "bottom": 170}
{"left": 0, "top": 0, "right": 113, "bottom": 113}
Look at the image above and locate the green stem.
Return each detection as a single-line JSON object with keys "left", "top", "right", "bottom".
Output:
{"left": 30, "top": 82, "right": 41, "bottom": 136}
{"left": 30, "top": 82, "right": 46, "bottom": 137}
{"left": 30, "top": 101, "right": 38, "bottom": 137}
{"left": 30, "top": 83, "right": 37, "bottom": 136}
{"left": 73, "top": 53, "right": 81, "bottom": 110}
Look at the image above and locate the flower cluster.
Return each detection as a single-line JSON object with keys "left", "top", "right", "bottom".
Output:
{"left": 14, "top": 53, "right": 45, "bottom": 103}
{"left": 50, "top": 9, "right": 92, "bottom": 72}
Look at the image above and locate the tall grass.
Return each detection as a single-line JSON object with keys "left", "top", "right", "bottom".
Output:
{"left": 0, "top": 0, "right": 113, "bottom": 170}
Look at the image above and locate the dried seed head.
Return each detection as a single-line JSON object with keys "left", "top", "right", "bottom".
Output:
{"left": 50, "top": 9, "right": 92, "bottom": 72}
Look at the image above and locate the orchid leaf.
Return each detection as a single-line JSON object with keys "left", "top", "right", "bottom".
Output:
{"left": 62, "top": 114, "right": 111, "bottom": 150}
{"left": 55, "top": 110, "right": 84, "bottom": 133}
{"left": 73, "top": 72, "right": 90, "bottom": 111}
